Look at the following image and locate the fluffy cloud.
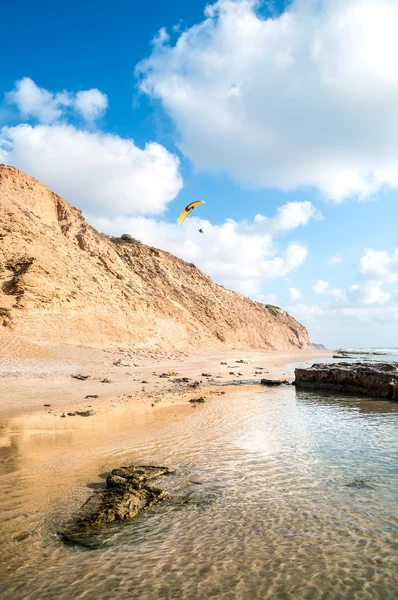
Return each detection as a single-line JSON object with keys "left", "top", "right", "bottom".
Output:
{"left": 254, "top": 201, "right": 321, "bottom": 233}
{"left": 293, "top": 246, "right": 398, "bottom": 346}
{"left": 313, "top": 280, "right": 329, "bottom": 294}
{"left": 313, "top": 279, "right": 345, "bottom": 299}
{"left": 137, "top": 0, "right": 398, "bottom": 200}
{"left": 6, "top": 78, "right": 108, "bottom": 123}
{"left": 90, "top": 200, "right": 315, "bottom": 294}
{"left": 359, "top": 248, "right": 398, "bottom": 283}
{"left": 1, "top": 78, "right": 183, "bottom": 215}
{"left": 290, "top": 301, "right": 398, "bottom": 347}
{"left": 0, "top": 123, "right": 182, "bottom": 216}
{"left": 348, "top": 283, "right": 391, "bottom": 305}
{"left": 73, "top": 89, "right": 108, "bottom": 121}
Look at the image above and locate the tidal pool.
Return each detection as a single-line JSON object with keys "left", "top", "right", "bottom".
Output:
{"left": 0, "top": 385, "right": 397, "bottom": 599}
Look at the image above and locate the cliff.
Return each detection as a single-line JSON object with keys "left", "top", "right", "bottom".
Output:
{"left": 0, "top": 165, "right": 310, "bottom": 352}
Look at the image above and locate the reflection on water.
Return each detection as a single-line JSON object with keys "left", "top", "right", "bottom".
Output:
{"left": 0, "top": 387, "right": 397, "bottom": 599}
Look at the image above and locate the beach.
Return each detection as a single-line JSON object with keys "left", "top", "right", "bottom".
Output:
{"left": 1, "top": 346, "right": 398, "bottom": 600}
{"left": 0, "top": 342, "right": 330, "bottom": 419}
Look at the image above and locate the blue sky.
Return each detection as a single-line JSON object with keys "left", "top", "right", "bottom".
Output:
{"left": 1, "top": 0, "right": 398, "bottom": 348}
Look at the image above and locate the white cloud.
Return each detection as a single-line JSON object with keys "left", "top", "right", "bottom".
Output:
{"left": 254, "top": 201, "right": 322, "bottom": 233}
{"left": 137, "top": 0, "right": 398, "bottom": 200}
{"left": 348, "top": 281, "right": 391, "bottom": 305}
{"left": 312, "top": 278, "right": 346, "bottom": 302}
{"left": 359, "top": 248, "right": 398, "bottom": 283}
{"left": 326, "top": 255, "right": 342, "bottom": 265}
{"left": 289, "top": 287, "right": 301, "bottom": 301}
{"left": 5, "top": 77, "right": 108, "bottom": 123}
{"left": 360, "top": 285, "right": 391, "bottom": 305}
{"left": 89, "top": 200, "right": 314, "bottom": 294}
{"left": 74, "top": 89, "right": 108, "bottom": 121}
{"left": 288, "top": 300, "right": 398, "bottom": 347}
{"left": 313, "top": 279, "right": 329, "bottom": 294}
{"left": 0, "top": 123, "right": 183, "bottom": 216}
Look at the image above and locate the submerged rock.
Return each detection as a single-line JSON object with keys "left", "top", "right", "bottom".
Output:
{"left": 295, "top": 362, "right": 398, "bottom": 400}
{"left": 345, "top": 479, "right": 375, "bottom": 490}
{"left": 61, "top": 465, "right": 174, "bottom": 545}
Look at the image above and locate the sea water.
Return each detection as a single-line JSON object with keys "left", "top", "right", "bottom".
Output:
{"left": 0, "top": 371, "right": 397, "bottom": 599}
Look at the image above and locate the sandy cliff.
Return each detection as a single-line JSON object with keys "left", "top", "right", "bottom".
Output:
{"left": 0, "top": 165, "right": 310, "bottom": 352}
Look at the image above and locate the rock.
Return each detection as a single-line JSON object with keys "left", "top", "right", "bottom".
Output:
{"left": 75, "top": 409, "right": 95, "bottom": 417}
{"left": 345, "top": 479, "right": 375, "bottom": 490}
{"left": 67, "top": 412, "right": 76, "bottom": 416}
{"left": 294, "top": 362, "right": 398, "bottom": 400}
{"left": 188, "top": 381, "right": 200, "bottom": 389}
{"left": 220, "top": 362, "right": 227, "bottom": 365}
{"left": 201, "top": 373, "right": 212, "bottom": 377}
{"left": 101, "top": 378, "right": 112, "bottom": 383}
{"left": 260, "top": 378, "right": 286, "bottom": 386}
{"left": 85, "top": 394, "right": 99, "bottom": 399}
{"left": 189, "top": 397, "right": 206, "bottom": 403}
{"left": 71, "top": 374, "right": 90, "bottom": 380}
{"left": 236, "top": 359, "right": 248, "bottom": 364}
{"left": 159, "top": 371, "right": 179, "bottom": 378}
{"left": 61, "top": 465, "right": 173, "bottom": 546}
{"left": 43, "top": 403, "right": 51, "bottom": 407}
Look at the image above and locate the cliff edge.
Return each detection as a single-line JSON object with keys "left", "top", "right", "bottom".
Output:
{"left": 0, "top": 165, "right": 310, "bottom": 352}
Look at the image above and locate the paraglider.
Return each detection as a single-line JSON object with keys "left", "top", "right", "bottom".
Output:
{"left": 198, "top": 228, "right": 204, "bottom": 234}
{"left": 177, "top": 201, "right": 204, "bottom": 226}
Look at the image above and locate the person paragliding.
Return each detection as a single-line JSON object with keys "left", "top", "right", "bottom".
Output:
{"left": 177, "top": 201, "right": 204, "bottom": 225}
{"left": 198, "top": 228, "right": 204, "bottom": 234}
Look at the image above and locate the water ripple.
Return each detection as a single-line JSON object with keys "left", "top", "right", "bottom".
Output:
{"left": 0, "top": 387, "right": 397, "bottom": 599}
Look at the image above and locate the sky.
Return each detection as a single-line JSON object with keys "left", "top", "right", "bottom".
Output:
{"left": 1, "top": 0, "right": 398, "bottom": 349}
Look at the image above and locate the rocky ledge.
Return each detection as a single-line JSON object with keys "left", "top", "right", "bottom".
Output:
{"left": 294, "top": 362, "right": 398, "bottom": 400}
{"left": 61, "top": 465, "right": 173, "bottom": 545}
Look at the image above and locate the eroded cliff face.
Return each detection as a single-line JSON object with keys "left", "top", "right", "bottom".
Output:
{"left": 0, "top": 165, "right": 310, "bottom": 351}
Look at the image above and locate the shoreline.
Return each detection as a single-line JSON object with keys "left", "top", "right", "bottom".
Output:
{"left": 0, "top": 347, "right": 332, "bottom": 420}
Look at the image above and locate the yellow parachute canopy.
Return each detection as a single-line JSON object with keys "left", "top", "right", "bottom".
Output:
{"left": 177, "top": 201, "right": 204, "bottom": 225}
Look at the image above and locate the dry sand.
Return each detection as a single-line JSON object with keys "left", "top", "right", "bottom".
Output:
{"left": 0, "top": 344, "right": 331, "bottom": 419}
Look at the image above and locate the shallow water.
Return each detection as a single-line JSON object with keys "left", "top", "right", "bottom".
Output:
{"left": 0, "top": 385, "right": 397, "bottom": 599}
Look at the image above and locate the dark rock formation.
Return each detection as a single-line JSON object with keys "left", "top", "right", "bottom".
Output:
{"left": 295, "top": 362, "right": 398, "bottom": 400}
{"left": 75, "top": 409, "right": 95, "bottom": 417}
{"left": 61, "top": 465, "right": 173, "bottom": 545}
{"left": 260, "top": 378, "right": 289, "bottom": 386}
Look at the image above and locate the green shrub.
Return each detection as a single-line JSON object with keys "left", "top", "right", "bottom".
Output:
{"left": 266, "top": 304, "right": 280, "bottom": 316}
{"left": 111, "top": 234, "right": 141, "bottom": 245}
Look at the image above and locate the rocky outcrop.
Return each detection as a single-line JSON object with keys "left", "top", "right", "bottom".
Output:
{"left": 294, "top": 362, "right": 398, "bottom": 400}
{"left": 0, "top": 165, "right": 310, "bottom": 352}
{"left": 62, "top": 465, "right": 173, "bottom": 545}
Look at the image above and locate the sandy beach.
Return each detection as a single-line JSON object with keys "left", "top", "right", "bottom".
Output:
{"left": 0, "top": 344, "right": 331, "bottom": 419}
